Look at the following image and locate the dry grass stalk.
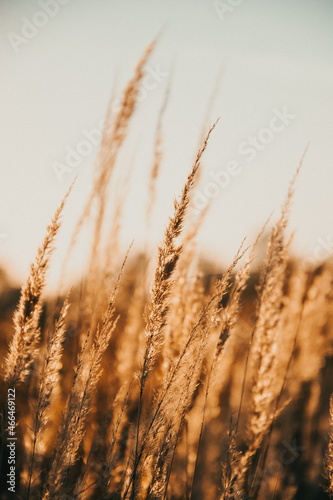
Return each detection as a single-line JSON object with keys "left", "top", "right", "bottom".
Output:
{"left": 99, "top": 382, "right": 133, "bottom": 497}
{"left": 254, "top": 268, "right": 313, "bottom": 482}
{"left": 236, "top": 149, "right": 308, "bottom": 494}
{"left": 165, "top": 271, "right": 205, "bottom": 368}
{"left": 77, "top": 44, "right": 155, "bottom": 340}
{"left": 163, "top": 206, "right": 211, "bottom": 372}
{"left": 79, "top": 43, "right": 154, "bottom": 261}
{"left": 140, "top": 120, "right": 218, "bottom": 389}
{"left": 189, "top": 238, "right": 250, "bottom": 496}
{"left": 26, "top": 293, "right": 71, "bottom": 497}
{"left": 73, "top": 381, "right": 132, "bottom": 498}
{"left": 71, "top": 43, "right": 155, "bottom": 251}
{"left": 57, "top": 79, "right": 117, "bottom": 290}
{"left": 237, "top": 249, "right": 291, "bottom": 492}
{"left": 4, "top": 183, "right": 73, "bottom": 387}
{"left": 42, "top": 251, "right": 129, "bottom": 499}
{"left": 41, "top": 330, "right": 90, "bottom": 500}
{"left": 191, "top": 260, "right": 248, "bottom": 451}
{"left": 147, "top": 340, "right": 205, "bottom": 500}
{"left": 87, "top": 154, "right": 136, "bottom": 333}
{"left": 116, "top": 280, "right": 146, "bottom": 384}
{"left": 220, "top": 418, "right": 241, "bottom": 500}
{"left": 128, "top": 122, "right": 218, "bottom": 498}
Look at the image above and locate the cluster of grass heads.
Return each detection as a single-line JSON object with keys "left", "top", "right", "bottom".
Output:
{"left": 1, "top": 44, "right": 333, "bottom": 499}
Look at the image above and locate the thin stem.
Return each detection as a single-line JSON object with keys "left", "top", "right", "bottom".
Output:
{"left": 130, "top": 385, "right": 144, "bottom": 500}
{"left": 189, "top": 367, "right": 213, "bottom": 499}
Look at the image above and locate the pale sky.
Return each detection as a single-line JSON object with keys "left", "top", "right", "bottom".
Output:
{"left": 0, "top": 0, "right": 333, "bottom": 290}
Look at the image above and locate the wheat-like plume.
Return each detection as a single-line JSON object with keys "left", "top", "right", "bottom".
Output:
{"left": 140, "top": 121, "right": 218, "bottom": 389}
{"left": 237, "top": 244, "right": 291, "bottom": 492}
{"left": 76, "top": 44, "right": 155, "bottom": 340}
{"left": 236, "top": 149, "right": 308, "bottom": 494}
{"left": 73, "top": 42, "right": 155, "bottom": 263}
{"left": 164, "top": 204, "right": 211, "bottom": 366}
{"left": 4, "top": 183, "right": 73, "bottom": 387}
{"left": 127, "top": 122, "right": 217, "bottom": 498}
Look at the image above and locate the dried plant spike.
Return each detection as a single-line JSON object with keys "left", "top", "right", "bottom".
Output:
{"left": 63, "top": 44, "right": 156, "bottom": 336}
{"left": 140, "top": 119, "right": 218, "bottom": 389}
{"left": 127, "top": 121, "right": 218, "bottom": 499}
{"left": 234, "top": 150, "right": 310, "bottom": 494}
{"left": 68, "top": 41, "right": 156, "bottom": 258}
{"left": 4, "top": 181, "right": 74, "bottom": 387}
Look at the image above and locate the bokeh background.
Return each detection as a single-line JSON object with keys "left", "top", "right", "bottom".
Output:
{"left": 0, "top": 0, "right": 333, "bottom": 291}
